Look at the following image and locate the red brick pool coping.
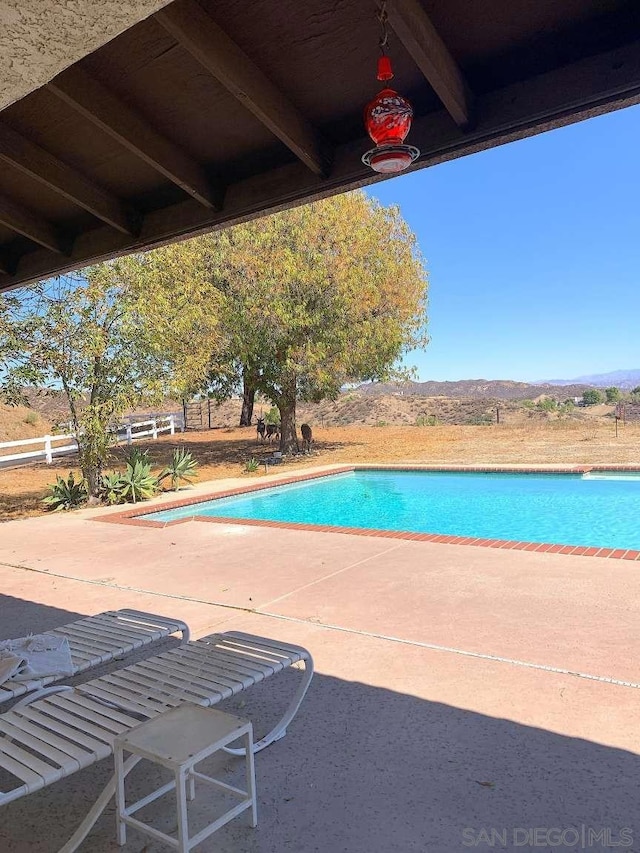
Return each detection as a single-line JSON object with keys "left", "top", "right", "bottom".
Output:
{"left": 95, "top": 464, "right": 640, "bottom": 561}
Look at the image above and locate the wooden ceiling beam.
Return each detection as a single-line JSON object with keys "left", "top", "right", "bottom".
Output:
{"left": 4, "top": 38, "right": 640, "bottom": 292}
{"left": 387, "top": 0, "right": 474, "bottom": 129}
{"left": 154, "top": 0, "right": 328, "bottom": 177}
{"left": 0, "top": 196, "right": 69, "bottom": 255}
{"left": 0, "top": 123, "right": 139, "bottom": 235}
{"left": 47, "top": 67, "right": 221, "bottom": 210}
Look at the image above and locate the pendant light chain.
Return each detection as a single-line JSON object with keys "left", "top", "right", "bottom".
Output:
{"left": 377, "top": 0, "right": 390, "bottom": 54}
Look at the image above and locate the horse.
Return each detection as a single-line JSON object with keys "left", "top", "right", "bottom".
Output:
{"left": 256, "top": 416, "right": 266, "bottom": 442}
{"left": 301, "top": 423, "right": 313, "bottom": 452}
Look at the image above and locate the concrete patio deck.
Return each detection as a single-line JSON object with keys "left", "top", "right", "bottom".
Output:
{"left": 0, "top": 469, "right": 639, "bottom": 851}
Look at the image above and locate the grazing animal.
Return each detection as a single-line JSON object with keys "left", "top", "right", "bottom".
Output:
{"left": 301, "top": 423, "right": 313, "bottom": 452}
{"left": 256, "top": 417, "right": 266, "bottom": 442}
{"left": 266, "top": 423, "right": 280, "bottom": 443}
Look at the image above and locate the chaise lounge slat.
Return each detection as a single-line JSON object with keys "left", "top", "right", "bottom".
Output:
{"left": 0, "top": 609, "right": 190, "bottom": 707}
{"left": 0, "top": 630, "right": 313, "bottom": 852}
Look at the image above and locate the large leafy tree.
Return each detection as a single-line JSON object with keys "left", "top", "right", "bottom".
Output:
{"left": 134, "top": 191, "right": 429, "bottom": 451}
{"left": 0, "top": 265, "right": 171, "bottom": 500}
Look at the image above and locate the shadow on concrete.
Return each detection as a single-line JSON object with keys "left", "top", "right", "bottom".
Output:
{"left": 0, "top": 654, "right": 637, "bottom": 852}
{"left": 0, "top": 593, "right": 87, "bottom": 637}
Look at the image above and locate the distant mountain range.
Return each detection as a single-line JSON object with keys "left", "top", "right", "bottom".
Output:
{"left": 357, "top": 370, "right": 640, "bottom": 400}
{"left": 541, "top": 369, "right": 640, "bottom": 389}
{"left": 357, "top": 379, "right": 593, "bottom": 401}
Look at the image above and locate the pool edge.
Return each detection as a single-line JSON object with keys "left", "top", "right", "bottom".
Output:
{"left": 93, "top": 463, "right": 640, "bottom": 562}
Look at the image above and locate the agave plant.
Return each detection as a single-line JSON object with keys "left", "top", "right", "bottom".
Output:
{"left": 116, "top": 457, "right": 159, "bottom": 503}
{"left": 158, "top": 448, "right": 199, "bottom": 491}
{"left": 243, "top": 457, "right": 260, "bottom": 473}
{"left": 101, "top": 471, "right": 125, "bottom": 505}
{"left": 124, "top": 447, "right": 151, "bottom": 467}
{"left": 43, "top": 472, "right": 87, "bottom": 511}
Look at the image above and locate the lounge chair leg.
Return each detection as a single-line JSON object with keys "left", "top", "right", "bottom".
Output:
{"left": 223, "top": 656, "right": 314, "bottom": 755}
{"left": 187, "top": 771, "right": 196, "bottom": 801}
{"left": 114, "top": 744, "right": 127, "bottom": 846}
{"left": 57, "top": 755, "right": 141, "bottom": 853}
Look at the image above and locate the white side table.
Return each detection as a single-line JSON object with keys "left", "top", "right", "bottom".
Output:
{"left": 114, "top": 704, "right": 257, "bottom": 852}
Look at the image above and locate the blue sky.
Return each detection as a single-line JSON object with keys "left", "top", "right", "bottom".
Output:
{"left": 368, "top": 103, "right": 640, "bottom": 382}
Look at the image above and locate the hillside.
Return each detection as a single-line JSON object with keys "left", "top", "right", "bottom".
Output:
{"left": 204, "top": 393, "right": 591, "bottom": 429}
{"left": 356, "top": 379, "right": 592, "bottom": 400}
{"left": 2, "top": 387, "right": 610, "bottom": 442}
{"left": 0, "top": 403, "right": 52, "bottom": 442}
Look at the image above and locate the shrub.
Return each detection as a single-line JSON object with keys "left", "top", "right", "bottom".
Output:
{"left": 557, "top": 400, "right": 575, "bottom": 416}
{"left": 101, "top": 471, "right": 125, "bottom": 505}
{"left": 582, "top": 389, "right": 603, "bottom": 406}
{"left": 415, "top": 414, "right": 438, "bottom": 426}
{"left": 264, "top": 407, "right": 280, "bottom": 425}
{"left": 469, "top": 414, "right": 493, "bottom": 426}
{"left": 158, "top": 448, "right": 199, "bottom": 491}
{"left": 124, "top": 447, "right": 151, "bottom": 467}
{"left": 23, "top": 411, "right": 39, "bottom": 426}
{"left": 536, "top": 397, "right": 557, "bottom": 412}
{"left": 43, "top": 472, "right": 87, "bottom": 511}
{"left": 115, "top": 454, "right": 159, "bottom": 503}
{"left": 605, "top": 386, "right": 621, "bottom": 403}
{"left": 244, "top": 458, "right": 260, "bottom": 473}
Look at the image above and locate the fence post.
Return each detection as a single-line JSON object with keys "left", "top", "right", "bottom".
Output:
{"left": 126, "top": 425, "right": 133, "bottom": 445}
{"left": 44, "top": 435, "right": 53, "bottom": 464}
{"left": 152, "top": 418, "right": 158, "bottom": 440}
{"left": 169, "top": 415, "right": 175, "bottom": 435}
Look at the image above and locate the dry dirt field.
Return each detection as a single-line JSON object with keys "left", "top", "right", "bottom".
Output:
{"left": 2, "top": 418, "right": 639, "bottom": 522}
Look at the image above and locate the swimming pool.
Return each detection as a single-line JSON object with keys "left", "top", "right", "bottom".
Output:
{"left": 140, "top": 469, "right": 640, "bottom": 551}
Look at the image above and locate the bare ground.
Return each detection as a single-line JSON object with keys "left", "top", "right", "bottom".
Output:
{"left": 2, "top": 418, "right": 639, "bottom": 522}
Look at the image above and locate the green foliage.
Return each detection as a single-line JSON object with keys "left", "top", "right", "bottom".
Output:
{"left": 101, "top": 471, "right": 126, "bottom": 505}
{"left": 415, "top": 414, "right": 438, "bottom": 426}
{"left": 113, "top": 456, "right": 159, "bottom": 504}
{"left": 557, "top": 400, "right": 575, "bottom": 416}
{"left": 42, "top": 472, "right": 87, "bottom": 512}
{"left": 158, "top": 448, "right": 199, "bottom": 491}
{"left": 605, "top": 386, "right": 621, "bottom": 403}
{"left": 23, "top": 411, "right": 39, "bottom": 426}
{"left": 520, "top": 400, "right": 535, "bottom": 409}
{"left": 582, "top": 389, "right": 604, "bottom": 406}
{"left": 264, "top": 407, "right": 280, "bottom": 425}
{"left": 374, "top": 420, "right": 389, "bottom": 427}
{"left": 124, "top": 447, "right": 151, "bottom": 468}
{"left": 536, "top": 397, "right": 557, "bottom": 412}
{"left": 0, "top": 269, "right": 170, "bottom": 498}
{"left": 130, "top": 191, "right": 428, "bottom": 452}
{"left": 244, "top": 457, "right": 260, "bottom": 473}
{"left": 469, "top": 414, "right": 493, "bottom": 426}
{"left": 101, "top": 448, "right": 199, "bottom": 503}
{"left": 632, "top": 386, "right": 640, "bottom": 396}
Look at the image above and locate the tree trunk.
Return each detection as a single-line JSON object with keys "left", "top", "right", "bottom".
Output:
{"left": 83, "top": 462, "right": 102, "bottom": 505}
{"left": 239, "top": 370, "right": 257, "bottom": 426}
{"left": 278, "top": 376, "right": 298, "bottom": 453}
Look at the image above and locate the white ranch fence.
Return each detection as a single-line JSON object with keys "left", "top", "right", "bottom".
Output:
{"left": 0, "top": 413, "right": 183, "bottom": 469}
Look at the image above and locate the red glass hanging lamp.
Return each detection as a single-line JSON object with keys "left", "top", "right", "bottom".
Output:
{"left": 362, "top": 1, "right": 420, "bottom": 174}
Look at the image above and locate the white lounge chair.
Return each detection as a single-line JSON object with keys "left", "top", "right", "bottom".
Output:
{"left": 0, "top": 630, "right": 313, "bottom": 853}
{"left": 0, "top": 609, "right": 189, "bottom": 707}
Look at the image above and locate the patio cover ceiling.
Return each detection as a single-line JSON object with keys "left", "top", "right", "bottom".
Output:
{"left": 0, "top": 0, "right": 639, "bottom": 291}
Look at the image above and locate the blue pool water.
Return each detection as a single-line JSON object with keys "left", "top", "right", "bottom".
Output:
{"left": 142, "top": 470, "right": 640, "bottom": 550}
